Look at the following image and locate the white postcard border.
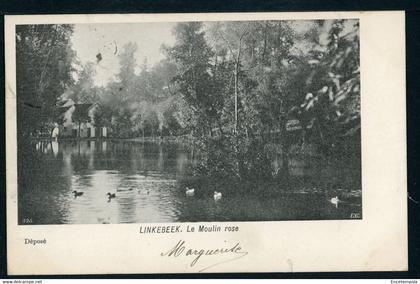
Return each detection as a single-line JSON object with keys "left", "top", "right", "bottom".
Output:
{"left": 5, "top": 11, "right": 407, "bottom": 275}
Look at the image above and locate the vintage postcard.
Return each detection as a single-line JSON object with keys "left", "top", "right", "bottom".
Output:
{"left": 5, "top": 11, "right": 407, "bottom": 274}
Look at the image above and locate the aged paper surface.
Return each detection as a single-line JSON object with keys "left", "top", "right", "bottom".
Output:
{"left": 5, "top": 11, "right": 406, "bottom": 274}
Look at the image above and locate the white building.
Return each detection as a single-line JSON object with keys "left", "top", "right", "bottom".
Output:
{"left": 55, "top": 99, "right": 108, "bottom": 138}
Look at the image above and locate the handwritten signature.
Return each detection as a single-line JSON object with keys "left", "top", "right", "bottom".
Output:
{"left": 160, "top": 240, "right": 248, "bottom": 272}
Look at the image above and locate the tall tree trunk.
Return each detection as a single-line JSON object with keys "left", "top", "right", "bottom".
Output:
{"left": 280, "top": 117, "right": 290, "bottom": 176}
{"left": 301, "top": 128, "right": 306, "bottom": 149}
{"left": 234, "top": 65, "right": 238, "bottom": 133}
{"left": 234, "top": 37, "right": 244, "bottom": 134}
{"left": 217, "top": 120, "right": 224, "bottom": 138}
{"left": 262, "top": 22, "right": 268, "bottom": 63}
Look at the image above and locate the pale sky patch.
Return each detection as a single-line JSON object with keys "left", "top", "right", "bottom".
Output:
{"left": 70, "top": 20, "right": 357, "bottom": 86}
{"left": 71, "top": 22, "right": 176, "bottom": 86}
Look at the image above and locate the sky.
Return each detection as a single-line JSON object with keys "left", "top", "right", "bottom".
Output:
{"left": 70, "top": 20, "right": 357, "bottom": 87}
{"left": 71, "top": 22, "right": 176, "bottom": 86}
{"left": 70, "top": 21, "right": 318, "bottom": 87}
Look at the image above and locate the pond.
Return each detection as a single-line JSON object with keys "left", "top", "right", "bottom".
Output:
{"left": 18, "top": 140, "right": 362, "bottom": 224}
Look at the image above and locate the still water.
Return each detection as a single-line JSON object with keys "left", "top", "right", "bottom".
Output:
{"left": 18, "top": 140, "right": 362, "bottom": 224}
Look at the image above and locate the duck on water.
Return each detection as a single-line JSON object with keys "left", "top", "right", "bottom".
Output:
{"left": 117, "top": 188, "right": 134, "bottom": 192}
{"left": 214, "top": 191, "right": 222, "bottom": 201}
{"left": 73, "top": 191, "right": 83, "bottom": 197}
{"left": 186, "top": 187, "right": 195, "bottom": 196}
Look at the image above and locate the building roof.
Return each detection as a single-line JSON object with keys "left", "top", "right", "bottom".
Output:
{"left": 56, "top": 98, "right": 74, "bottom": 108}
{"left": 56, "top": 105, "right": 72, "bottom": 115}
{"left": 73, "top": 103, "right": 93, "bottom": 117}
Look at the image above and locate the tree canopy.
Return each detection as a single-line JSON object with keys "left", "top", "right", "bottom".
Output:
{"left": 16, "top": 24, "right": 76, "bottom": 138}
{"left": 17, "top": 20, "right": 360, "bottom": 148}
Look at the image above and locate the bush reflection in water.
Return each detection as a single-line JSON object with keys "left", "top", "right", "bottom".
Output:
{"left": 18, "top": 139, "right": 361, "bottom": 224}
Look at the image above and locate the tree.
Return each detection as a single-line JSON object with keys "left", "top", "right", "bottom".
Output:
{"left": 92, "top": 100, "right": 114, "bottom": 138}
{"left": 117, "top": 42, "right": 138, "bottom": 103}
{"left": 208, "top": 22, "right": 252, "bottom": 133}
{"left": 69, "top": 62, "right": 99, "bottom": 104}
{"left": 287, "top": 20, "right": 360, "bottom": 152}
{"left": 72, "top": 104, "right": 91, "bottom": 138}
{"left": 16, "top": 24, "right": 76, "bottom": 139}
{"left": 167, "top": 22, "right": 225, "bottom": 137}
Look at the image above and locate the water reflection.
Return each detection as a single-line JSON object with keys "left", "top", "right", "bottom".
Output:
{"left": 18, "top": 140, "right": 361, "bottom": 224}
{"left": 51, "top": 141, "right": 58, "bottom": 156}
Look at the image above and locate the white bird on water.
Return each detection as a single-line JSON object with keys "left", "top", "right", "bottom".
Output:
{"left": 330, "top": 196, "right": 340, "bottom": 208}
{"left": 186, "top": 187, "right": 195, "bottom": 196}
{"left": 214, "top": 191, "right": 222, "bottom": 201}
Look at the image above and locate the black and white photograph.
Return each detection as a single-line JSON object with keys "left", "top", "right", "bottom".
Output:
{"left": 6, "top": 11, "right": 408, "bottom": 275}
{"left": 16, "top": 18, "right": 361, "bottom": 225}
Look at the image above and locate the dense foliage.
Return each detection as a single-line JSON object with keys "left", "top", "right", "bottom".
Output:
{"left": 16, "top": 24, "right": 76, "bottom": 139}
{"left": 17, "top": 20, "right": 360, "bottom": 182}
